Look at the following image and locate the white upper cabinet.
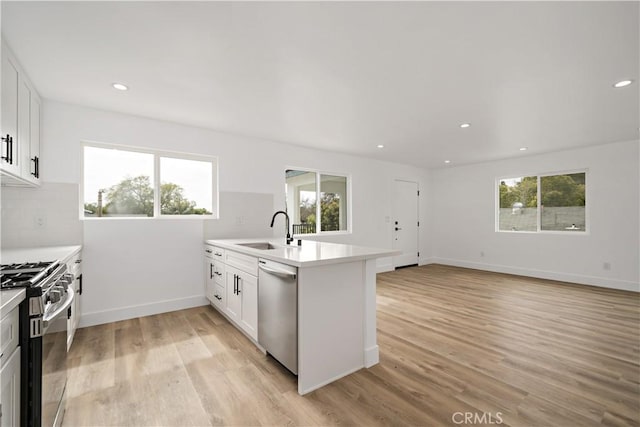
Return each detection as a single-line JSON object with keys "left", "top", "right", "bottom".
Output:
{"left": 1, "top": 40, "right": 42, "bottom": 186}
{"left": 1, "top": 51, "right": 20, "bottom": 177}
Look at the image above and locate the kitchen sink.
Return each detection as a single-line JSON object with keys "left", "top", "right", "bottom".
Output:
{"left": 236, "top": 242, "right": 279, "bottom": 250}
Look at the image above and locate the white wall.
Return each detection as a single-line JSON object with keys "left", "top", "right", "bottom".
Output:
{"left": 40, "top": 100, "right": 429, "bottom": 326}
{"left": 1, "top": 183, "right": 83, "bottom": 248}
{"left": 8, "top": 100, "right": 633, "bottom": 328}
{"left": 427, "top": 140, "right": 640, "bottom": 291}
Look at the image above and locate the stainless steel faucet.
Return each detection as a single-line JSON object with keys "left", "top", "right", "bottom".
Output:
{"left": 270, "top": 211, "right": 293, "bottom": 245}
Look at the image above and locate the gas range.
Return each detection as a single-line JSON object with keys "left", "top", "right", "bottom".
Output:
{"left": 1, "top": 258, "right": 75, "bottom": 427}
{"left": 1, "top": 260, "right": 73, "bottom": 331}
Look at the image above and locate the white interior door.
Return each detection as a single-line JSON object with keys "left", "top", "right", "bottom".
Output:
{"left": 392, "top": 180, "right": 419, "bottom": 268}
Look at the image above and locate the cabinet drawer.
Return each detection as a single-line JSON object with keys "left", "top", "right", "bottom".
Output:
{"left": 212, "top": 284, "right": 225, "bottom": 310}
{"left": 0, "top": 306, "right": 19, "bottom": 368}
{"left": 224, "top": 250, "right": 258, "bottom": 276}
{"left": 67, "top": 251, "right": 82, "bottom": 276}
{"left": 212, "top": 260, "right": 225, "bottom": 286}
{"left": 204, "top": 245, "right": 225, "bottom": 260}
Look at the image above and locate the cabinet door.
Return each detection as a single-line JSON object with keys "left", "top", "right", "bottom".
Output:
{"left": 0, "top": 308, "right": 19, "bottom": 364}
{"left": 67, "top": 303, "right": 75, "bottom": 350}
{"left": 66, "top": 254, "right": 82, "bottom": 349}
{"left": 0, "top": 347, "right": 21, "bottom": 427}
{"left": 238, "top": 272, "right": 258, "bottom": 340}
{"left": 204, "top": 259, "right": 215, "bottom": 303}
{"left": 22, "top": 91, "right": 41, "bottom": 183}
{"left": 225, "top": 267, "right": 242, "bottom": 324}
{"left": 1, "top": 53, "right": 20, "bottom": 176}
{"left": 73, "top": 274, "right": 82, "bottom": 332}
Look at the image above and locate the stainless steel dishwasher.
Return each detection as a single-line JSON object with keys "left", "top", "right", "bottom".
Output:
{"left": 258, "top": 258, "right": 298, "bottom": 374}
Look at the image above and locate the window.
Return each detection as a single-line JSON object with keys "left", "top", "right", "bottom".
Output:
{"left": 82, "top": 143, "right": 217, "bottom": 218}
{"left": 497, "top": 171, "right": 586, "bottom": 232}
{"left": 285, "top": 169, "right": 350, "bottom": 234}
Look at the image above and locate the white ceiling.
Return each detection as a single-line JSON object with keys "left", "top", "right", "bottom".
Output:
{"left": 2, "top": 1, "right": 638, "bottom": 169}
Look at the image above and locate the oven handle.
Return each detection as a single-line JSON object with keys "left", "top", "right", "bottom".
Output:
{"left": 43, "top": 287, "right": 75, "bottom": 326}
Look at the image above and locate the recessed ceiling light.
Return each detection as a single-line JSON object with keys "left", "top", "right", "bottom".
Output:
{"left": 376, "top": 144, "right": 384, "bottom": 149}
{"left": 519, "top": 147, "right": 528, "bottom": 151}
{"left": 460, "top": 123, "right": 470, "bottom": 128}
{"left": 112, "top": 83, "right": 128, "bottom": 91}
{"left": 444, "top": 160, "right": 451, "bottom": 164}
{"left": 613, "top": 80, "right": 633, "bottom": 88}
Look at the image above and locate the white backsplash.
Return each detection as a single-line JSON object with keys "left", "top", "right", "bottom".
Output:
{"left": 204, "top": 192, "right": 275, "bottom": 239}
{"left": 1, "top": 182, "right": 83, "bottom": 249}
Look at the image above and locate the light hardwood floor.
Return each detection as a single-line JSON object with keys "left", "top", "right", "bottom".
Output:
{"left": 63, "top": 265, "right": 640, "bottom": 426}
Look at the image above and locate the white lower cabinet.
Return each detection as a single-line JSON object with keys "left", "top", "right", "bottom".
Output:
{"left": 204, "top": 245, "right": 258, "bottom": 341}
{"left": 0, "top": 306, "right": 21, "bottom": 427}
{"left": 204, "top": 248, "right": 225, "bottom": 310}
{"left": 67, "top": 250, "right": 83, "bottom": 350}
{"left": 239, "top": 271, "right": 258, "bottom": 339}
{"left": 204, "top": 256, "right": 215, "bottom": 302}
{"left": 224, "top": 265, "right": 258, "bottom": 341}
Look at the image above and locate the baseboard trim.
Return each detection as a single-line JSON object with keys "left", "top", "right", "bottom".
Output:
{"left": 376, "top": 264, "right": 394, "bottom": 273}
{"left": 364, "top": 345, "right": 380, "bottom": 367}
{"left": 376, "top": 258, "right": 394, "bottom": 273}
{"left": 430, "top": 258, "right": 639, "bottom": 292}
{"left": 298, "top": 364, "right": 363, "bottom": 395}
{"left": 419, "top": 257, "right": 437, "bottom": 266}
{"left": 79, "top": 295, "right": 209, "bottom": 328}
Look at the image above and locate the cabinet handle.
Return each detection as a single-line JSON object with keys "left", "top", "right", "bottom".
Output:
{"left": 9, "top": 135, "right": 13, "bottom": 164}
{"left": 31, "top": 157, "right": 37, "bottom": 177}
{"left": 1, "top": 134, "right": 11, "bottom": 163}
{"left": 205, "top": 249, "right": 212, "bottom": 254}
{"left": 233, "top": 274, "right": 237, "bottom": 294}
{"left": 78, "top": 274, "right": 83, "bottom": 295}
{"left": 236, "top": 275, "right": 241, "bottom": 294}
{"left": 214, "top": 252, "right": 222, "bottom": 257}
{"left": 210, "top": 263, "right": 214, "bottom": 279}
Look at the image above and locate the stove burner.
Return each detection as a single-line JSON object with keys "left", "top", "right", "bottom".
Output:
{"left": 0, "top": 261, "right": 59, "bottom": 289}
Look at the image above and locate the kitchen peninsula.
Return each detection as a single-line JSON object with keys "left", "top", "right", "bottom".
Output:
{"left": 204, "top": 238, "right": 398, "bottom": 395}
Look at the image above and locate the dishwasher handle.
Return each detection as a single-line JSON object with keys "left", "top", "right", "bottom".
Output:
{"left": 258, "top": 264, "right": 297, "bottom": 280}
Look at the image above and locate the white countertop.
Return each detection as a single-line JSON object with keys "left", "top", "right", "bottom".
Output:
{"left": 1, "top": 245, "right": 82, "bottom": 265}
{"left": 205, "top": 238, "right": 398, "bottom": 267}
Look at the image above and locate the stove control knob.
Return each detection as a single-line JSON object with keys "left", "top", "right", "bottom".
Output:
{"left": 49, "top": 289, "right": 62, "bottom": 303}
{"left": 59, "top": 274, "right": 73, "bottom": 289}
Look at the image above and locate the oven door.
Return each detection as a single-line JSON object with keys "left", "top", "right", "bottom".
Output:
{"left": 42, "top": 288, "right": 74, "bottom": 427}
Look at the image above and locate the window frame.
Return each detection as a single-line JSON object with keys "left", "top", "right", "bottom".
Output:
{"left": 495, "top": 168, "right": 588, "bottom": 235}
{"left": 80, "top": 141, "right": 219, "bottom": 220}
{"left": 285, "top": 166, "right": 352, "bottom": 236}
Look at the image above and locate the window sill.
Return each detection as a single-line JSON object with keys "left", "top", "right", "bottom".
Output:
{"left": 81, "top": 215, "right": 218, "bottom": 221}
{"left": 293, "top": 230, "right": 352, "bottom": 237}
{"left": 496, "top": 229, "right": 589, "bottom": 235}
